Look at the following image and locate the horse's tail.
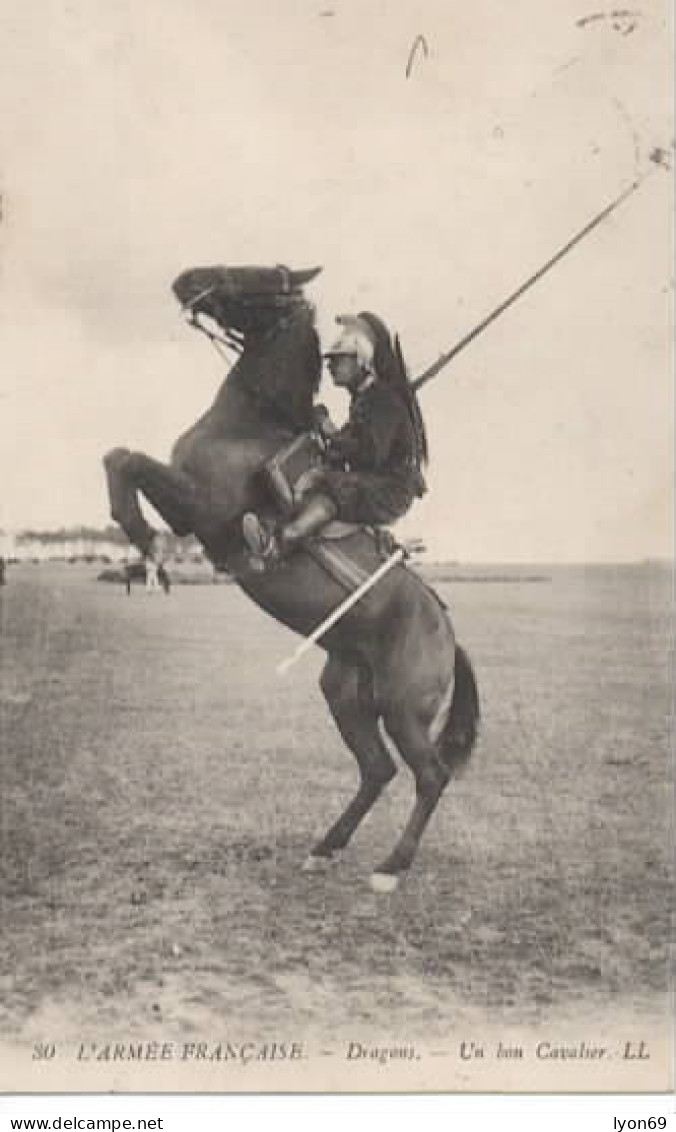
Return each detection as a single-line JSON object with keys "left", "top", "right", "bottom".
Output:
{"left": 439, "top": 644, "right": 480, "bottom": 775}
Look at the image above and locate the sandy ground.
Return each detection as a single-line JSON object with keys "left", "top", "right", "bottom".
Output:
{"left": 0, "top": 562, "right": 672, "bottom": 1091}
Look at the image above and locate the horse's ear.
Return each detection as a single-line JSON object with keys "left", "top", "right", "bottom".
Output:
{"left": 290, "top": 267, "right": 322, "bottom": 288}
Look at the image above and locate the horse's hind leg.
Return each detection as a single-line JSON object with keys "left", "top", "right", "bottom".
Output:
{"left": 305, "top": 654, "right": 397, "bottom": 867}
{"left": 372, "top": 688, "right": 453, "bottom": 892}
{"left": 104, "top": 449, "right": 202, "bottom": 555}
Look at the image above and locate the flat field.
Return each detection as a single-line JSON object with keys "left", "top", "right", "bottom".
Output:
{"left": 0, "top": 563, "right": 672, "bottom": 1085}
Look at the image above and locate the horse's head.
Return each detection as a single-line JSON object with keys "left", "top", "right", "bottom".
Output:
{"left": 172, "top": 264, "right": 323, "bottom": 430}
{"left": 172, "top": 264, "right": 322, "bottom": 336}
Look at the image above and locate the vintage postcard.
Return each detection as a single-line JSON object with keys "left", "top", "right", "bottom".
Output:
{"left": 0, "top": 0, "right": 672, "bottom": 1096}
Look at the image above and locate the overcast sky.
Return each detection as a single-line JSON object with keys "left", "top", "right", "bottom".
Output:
{"left": 0, "top": 0, "right": 672, "bottom": 561}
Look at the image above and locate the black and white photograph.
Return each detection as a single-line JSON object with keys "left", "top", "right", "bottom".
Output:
{"left": 0, "top": 0, "right": 672, "bottom": 1098}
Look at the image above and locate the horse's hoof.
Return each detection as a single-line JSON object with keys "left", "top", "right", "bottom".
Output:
{"left": 301, "top": 853, "right": 336, "bottom": 873}
{"left": 369, "top": 872, "right": 399, "bottom": 894}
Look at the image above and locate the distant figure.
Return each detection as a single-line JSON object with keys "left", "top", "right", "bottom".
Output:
{"left": 145, "top": 560, "right": 160, "bottom": 593}
{"left": 124, "top": 560, "right": 170, "bottom": 594}
{"left": 0, "top": 556, "right": 6, "bottom": 586}
{"left": 144, "top": 559, "right": 171, "bottom": 595}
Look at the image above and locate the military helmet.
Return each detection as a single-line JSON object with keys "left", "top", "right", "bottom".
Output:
{"left": 324, "top": 315, "right": 376, "bottom": 369}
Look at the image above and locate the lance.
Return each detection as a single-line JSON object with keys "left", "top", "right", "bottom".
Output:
{"left": 276, "top": 548, "right": 405, "bottom": 676}
{"left": 411, "top": 176, "right": 644, "bottom": 393}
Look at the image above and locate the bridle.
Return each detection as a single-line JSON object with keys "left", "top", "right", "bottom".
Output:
{"left": 181, "top": 284, "right": 312, "bottom": 362}
{"left": 179, "top": 284, "right": 241, "bottom": 360}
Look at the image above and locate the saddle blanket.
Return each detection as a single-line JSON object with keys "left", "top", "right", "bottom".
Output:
{"left": 305, "top": 524, "right": 401, "bottom": 593}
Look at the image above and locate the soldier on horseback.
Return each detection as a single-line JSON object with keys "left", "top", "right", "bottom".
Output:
{"left": 242, "top": 311, "right": 428, "bottom": 567}
{"left": 106, "top": 264, "right": 480, "bottom": 887}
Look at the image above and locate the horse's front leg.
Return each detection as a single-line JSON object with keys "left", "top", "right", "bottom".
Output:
{"left": 103, "top": 448, "right": 203, "bottom": 558}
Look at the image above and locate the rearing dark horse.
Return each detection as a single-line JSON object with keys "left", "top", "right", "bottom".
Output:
{"left": 104, "top": 264, "right": 479, "bottom": 892}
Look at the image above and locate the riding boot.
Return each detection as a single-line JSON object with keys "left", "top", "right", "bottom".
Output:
{"left": 278, "top": 492, "right": 338, "bottom": 553}
{"left": 242, "top": 493, "right": 337, "bottom": 568}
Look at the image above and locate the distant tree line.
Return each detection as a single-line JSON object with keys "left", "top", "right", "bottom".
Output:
{"left": 12, "top": 526, "right": 200, "bottom": 555}
{"left": 14, "top": 525, "right": 128, "bottom": 545}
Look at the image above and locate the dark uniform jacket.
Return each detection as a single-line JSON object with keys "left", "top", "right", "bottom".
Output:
{"left": 321, "top": 380, "right": 424, "bottom": 525}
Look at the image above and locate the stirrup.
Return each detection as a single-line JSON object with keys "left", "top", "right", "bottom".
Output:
{"left": 242, "top": 513, "right": 280, "bottom": 565}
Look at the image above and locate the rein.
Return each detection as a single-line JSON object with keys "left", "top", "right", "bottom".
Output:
{"left": 185, "top": 293, "right": 313, "bottom": 364}
{"left": 187, "top": 313, "right": 243, "bottom": 360}
{"left": 179, "top": 284, "right": 244, "bottom": 359}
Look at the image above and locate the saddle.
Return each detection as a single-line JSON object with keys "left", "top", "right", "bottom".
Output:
{"left": 263, "top": 432, "right": 401, "bottom": 591}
